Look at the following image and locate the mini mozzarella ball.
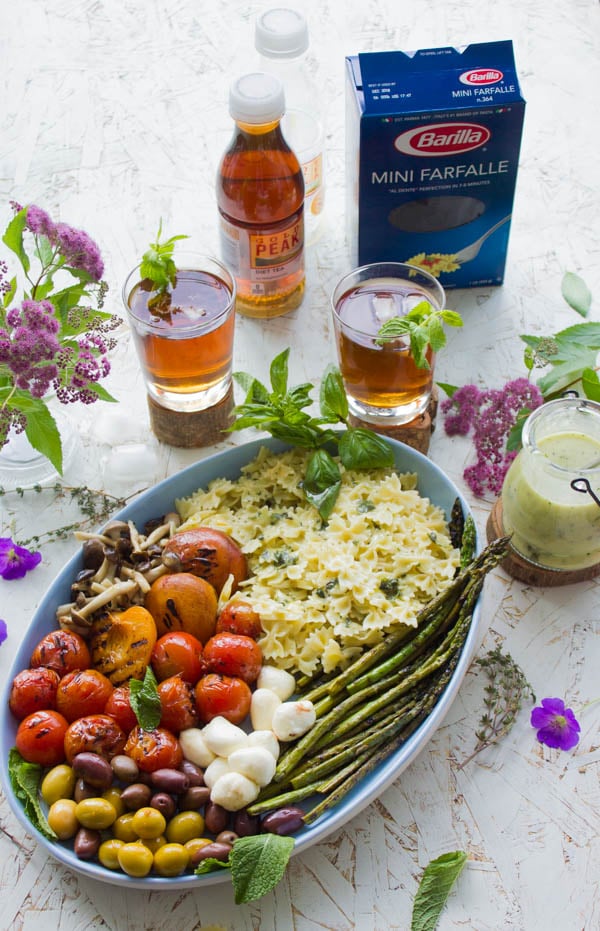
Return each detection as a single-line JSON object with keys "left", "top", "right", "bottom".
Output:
{"left": 256, "top": 665, "right": 297, "bottom": 701}
{"left": 247, "top": 729, "right": 280, "bottom": 760}
{"left": 210, "top": 772, "right": 260, "bottom": 812}
{"left": 228, "top": 746, "right": 277, "bottom": 788}
{"left": 202, "top": 757, "right": 232, "bottom": 791}
{"left": 201, "top": 716, "right": 248, "bottom": 757}
{"left": 272, "top": 700, "right": 317, "bottom": 741}
{"left": 179, "top": 728, "right": 216, "bottom": 769}
{"left": 250, "top": 688, "right": 282, "bottom": 731}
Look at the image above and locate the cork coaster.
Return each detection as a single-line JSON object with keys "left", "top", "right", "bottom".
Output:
{"left": 348, "top": 388, "right": 438, "bottom": 455}
{"left": 147, "top": 385, "right": 234, "bottom": 448}
{"left": 486, "top": 497, "right": 600, "bottom": 586}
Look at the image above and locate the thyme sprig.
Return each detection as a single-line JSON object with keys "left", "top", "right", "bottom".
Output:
{"left": 0, "top": 482, "right": 132, "bottom": 547}
{"left": 457, "top": 646, "right": 535, "bottom": 768}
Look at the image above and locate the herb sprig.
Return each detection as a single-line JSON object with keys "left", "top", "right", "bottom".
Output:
{"left": 411, "top": 850, "right": 468, "bottom": 931}
{"left": 139, "top": 220, "right": 188, "bottom": 294}
{"left": 376, "top": 301, "right": 463, "bottom": 369}
{"left": 229, "top": 349, "right": 394, "bottom": 520}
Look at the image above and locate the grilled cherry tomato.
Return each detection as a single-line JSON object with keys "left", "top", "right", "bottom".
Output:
{"left": 103, "top": 685, "right": 138, "bottom": 733}
{"left": 157, "top": 675, "right": 199, "bottom": 733}
{"left": 151, "top": 632, "right": 204, "bottom": 684}
{"left": 124, "top": 726, "right": 183, "bottom": 773}
{"left": 30, "top": 630, "right": 91, "bottom": 677}
{"left": 9, "top": 667, "right": 61, "bottom": 720}
{"left": 202, "top": 632, "right": 262, "bottom": 684}
{"left": 194, "top": 673, "right": 252, "bottom": 725}
{"left": 64, "top": 714, "right": 127, "bottom": 763}
{"left": 15, "top": 710, "right": 69, "bottom": 766}
{"left": 56, "top": 669, "right": 114, "bottom": 722}
{"left": 215, "top": 600, "right": 263, "bottom": 640}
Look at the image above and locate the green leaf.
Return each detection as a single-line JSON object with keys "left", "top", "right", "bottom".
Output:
{"left": 426, "top": 315, "right": 447, "bottom": 353}
{"left": 194, "top": 857, "right": 231, "bottom": 875}
{"left": 436, "top": 382, "right": 459, "bottom": 398}
{"left": 440, "top": 309, "right": 463, "bottom": 328}
{"left": 269, "top": 348, "right": 290, "bottom": 397}
{"left": 19, "top": 398, "right": 63, "bottom": 475}
{"left": 411, "top": 850, "right": 468, "bottom": 931}
{"left": 561, "top": 271, "right": 592, "bottom": 317}
{"left": 304, "top": 448, "right": 342, "bottom": 519}
{"left": 338, "top": 427, "right": 394, "bottom": 470}
{"left": 2, "top": 208, "right": 30, "bottom": 273}
{"left": 319, "top": 365, "right": 348, "bottom": 422}
{"left": 2, "top": 275, "right": 17, "bottom": 309}
{"left": 83, "top": 382, "right": 118, "bottom": 403}
{"left": 8, "top": 748, "right": 58, "bottom": 841}
{"left": 139, "top": 222, "right": 189, "bottom": 292}
{"left": 129, "top": 665, "right": 161, "bottom": 730}
{"left": 269, "top": 421, "right": 324, "bottom": 449}
{"left": 229, "top": 833, "right": 295, "bottom": 903}
{"left": 581, "top": 367, "right": 600, "bottom": 402}
{"left": 506, "top": 408, "right": 532, "bottom": 451}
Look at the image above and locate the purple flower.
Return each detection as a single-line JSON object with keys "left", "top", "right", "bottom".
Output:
{"left": 26, "top": 205, "right": 56, "bottom": 239}
{"left": 54, "top": 222, "right": 104, "bottom": 281}
{"left": 0, "top": 619, "right": 7, "bottom": 646}
{"left": 531, "top": 697, "right": 581, "bottom": 751}
{"left": 0, "top": 538, "right": 42, "bottom": 580}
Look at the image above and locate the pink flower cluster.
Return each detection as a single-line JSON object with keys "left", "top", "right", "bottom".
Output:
{"left": 441, "top": 378, "right": 544, "bottom": 496}
{"left": 0, "top": 299, "right": 60, "bottom": 397}
{"left": 25, "top": 205, "right": 104, "bottom": 281}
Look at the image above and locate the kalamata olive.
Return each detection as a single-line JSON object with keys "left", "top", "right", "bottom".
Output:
{"left": 233, "top": 809, "right": 261, "bottom": 837}
{"left": 111, "top": 754, "right": 139, "bottom": 784}
{"left": 215, "top": 830, "right": 238, "bottom": 846}
{"left": 74, "top": 778, "right": 97, "bottom": 803}
{"left": 179, "top": 785, "right": 210, "bottom": 811}
{"left": 190, "top": 841, "right": 232, "bottom": 866}
{"left": 74, "top": 827, "right": 101, "bottom": 860}
{"left": 120, "top": 782, "right": 153, "bottom": 811}
{"left": 203, "top": 800, "right": 229, "bottom": 835}
{"left": 72, "top": 752, "right": 114, "bottom": 789}
{"left": 261, "top": 806, "right": 305, "bottom": 836}
{"left": 179, "top": 759, "right": 205, "bottom": 786}
{"left": 150, "top": 768, "right": 189, "bottom": 794}
{"left": 150, "top": 792, "right": 177, "bottom": 820}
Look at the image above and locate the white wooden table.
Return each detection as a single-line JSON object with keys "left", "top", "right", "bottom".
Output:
{"left": 1, "top": 1, "right": 599, "bottom": 928}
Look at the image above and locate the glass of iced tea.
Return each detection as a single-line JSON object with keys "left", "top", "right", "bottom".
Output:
{"left": 123, "top": 252, "right": 236, "bottom": 416}
{"left": 331, "top": 262, "right": 445, "bottom": 426}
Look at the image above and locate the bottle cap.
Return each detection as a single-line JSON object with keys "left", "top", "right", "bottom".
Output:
{"left": 229, "top": 72, "right": 285, "bottom": 123}
{"left": 255, "top": 8, "right": 309, "bottom": 59}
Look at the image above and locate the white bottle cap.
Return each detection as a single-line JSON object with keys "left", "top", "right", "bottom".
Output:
{"left": 229, "top": 72, "right": 285, "bottom": 123}
{"left": 255, "top": 8, "right": 309, "bottom": 59}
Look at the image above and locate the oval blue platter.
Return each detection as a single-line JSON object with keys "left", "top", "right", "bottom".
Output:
{"left": 0, "top": 435, "right": 480, "bottom": 890}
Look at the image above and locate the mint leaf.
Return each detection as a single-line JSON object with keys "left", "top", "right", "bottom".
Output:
{"left": 9, "top": 748, "right": 58, "bottom": 841}
{"left": 129, "top": 665, "right": 161, "bottom": 730}
{"left": 411, "top": 850, "right": 467, "bottom": 931}
{"left": 2, "top": 207, "right": 30, "bottom": 273}
{"left": 377, "top": 302, "right": 462, "bottom": 369}
{"left": 561, "top": 271, "right": 591, "bottom": 317}
{"left": 139, "top": 221, "right": 189, "bottom": 293}
{"left": 194, "top": 857, "right": 231, "bottom": 875}
{"left": 229, "top": 834, "right": 295, "bottom": 904}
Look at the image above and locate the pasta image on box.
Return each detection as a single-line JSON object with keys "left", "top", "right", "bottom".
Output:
{"left": 345, "top": 41, "right": 526, "bottom": 288}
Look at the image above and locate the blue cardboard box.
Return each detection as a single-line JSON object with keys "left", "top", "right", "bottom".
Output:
{"left": 345, "top": 42, "right": 526, "bottom": 288}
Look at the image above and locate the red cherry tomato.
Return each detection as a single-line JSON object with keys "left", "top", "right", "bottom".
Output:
{"left": 30, "top": 630, "right": 91, "bottom": 677}
{"left": 202, "top": 632, "right": 262, "bottom": 684}
{"left": 124, "top": 725, "right": 183, "bottom": 773}
{"left": 9, "top": 667, "right": 61, "bottom": 720}
{"left": 216, "top": 600, "right": 263, "bottom": 640}
{"left": 151, "top": 631, "right": 204, "bottom": 684}
{"left": 64, "top": 713, "right": 127, "bottom": 763}
{"left": 55, "top": 668, "right": 114, "bottom": 722}
{"left": 157, "top": 675, "right": 199, "bottom": 733}
{"left": 15, "top": 710, "right": 69, "bottom": 766}
{"left": 194, "top": 673, "right": 252, "bottom": 725}
{"left": 104, "top": 685, "right": 138, "bottom": 733}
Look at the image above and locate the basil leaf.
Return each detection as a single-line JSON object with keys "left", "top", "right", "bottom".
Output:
{"left": 8, "top": 748, "right": 57, "bottom": 841}
{"left": 561, "top": 271, "right": 591, "bottom": 317}
{"left": 129, "top": 666, "right": 161, "bottom": 730}
{"left": 229, "top": 834, "right": 295, "bottom": 903}
{"left": 411, "top": 850, "right": 467, "bottom": 931}
{"left": 320, "top": 365, "right": 348, "bottom": 421}
{"left": 304, "top": 449, "right": 342, "bottom": 519}
{"left": 338, "top": 428, "right": 394, "bottom": 470}
{"left": 269, "top": 421, "right": 324, "bottom": 448}
{"left": 270, "top": 348, "right": 290, "bottom": 397}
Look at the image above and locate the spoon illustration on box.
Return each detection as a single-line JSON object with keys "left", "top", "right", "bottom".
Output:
{"left": 406, "top": 214, "right": 512, "bottom": 276}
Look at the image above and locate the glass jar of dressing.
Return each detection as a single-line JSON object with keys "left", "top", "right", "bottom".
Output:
{"left": 502, "top": 397, "right": 600, "bottom": 570}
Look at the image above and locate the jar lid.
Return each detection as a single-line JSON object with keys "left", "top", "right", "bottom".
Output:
{"left": 229, "top": 72, "right": 285, "bottom": 123}
{"left": 255, "top": 8, "right": 309, "bottom": 59}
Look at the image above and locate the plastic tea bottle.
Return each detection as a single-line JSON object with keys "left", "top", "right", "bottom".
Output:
{"left": 255, "top": 7, "right": 325, "bottom": 244}
{"left": 217, "top": 72, "right": 305, "bottom": 319}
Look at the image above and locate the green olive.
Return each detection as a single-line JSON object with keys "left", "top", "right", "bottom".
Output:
{"left": 75, "top": 797, "right": 117, "bottom": 831}
{"left": 165, "top": 810, "right": 205, "bottom": 845}
{"left": 103, "top": 787, "right": 125, "bottom": 819}
{"left": 153, "top": 842, "right": 190, "bottom": 877}
{"left": 131, "top": 806, "right": 167, "bottom": 840}
{"left": 47, "top": 798, "right": 78, "bottom": 840}
{"left": 98, "top": 838, "right": 124, "bottom": 870}
{"left": 41, "top": 765, "right": 75, "bottom": 806}
{"left": 141, "top": 834, "right": 167, "bottom": 855}
{"left": 112, "top": 812, "right": 138, "bottom": 843}
{"left": 117, "top": 841, "right": 154, "bottom": 878}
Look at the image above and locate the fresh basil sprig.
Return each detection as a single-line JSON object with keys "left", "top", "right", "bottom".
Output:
{"left": 129, "top": 665, "right": 161, "bottom": 730}
{"left": 230, "top": 349, "right": 394, "bottom": 520}
{"left": 376, "top": 300, "right": 463, "bottom": 369}
{"left": 140, "top": 220, "right": 188, "bottom": 293}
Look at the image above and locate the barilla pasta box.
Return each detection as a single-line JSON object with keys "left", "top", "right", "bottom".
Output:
{"left": 345, "top": 41, "right": 525, "bottom": 288}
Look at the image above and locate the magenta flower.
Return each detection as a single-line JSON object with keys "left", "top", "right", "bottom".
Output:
{"left": 0, "top": 619, "right": 7, "bottom": 646}
{"left": 0, "top": 538, "right": 42, "bottom": 580}
{"left": 531, "top": 697, "right": 581, "bottom": 751}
